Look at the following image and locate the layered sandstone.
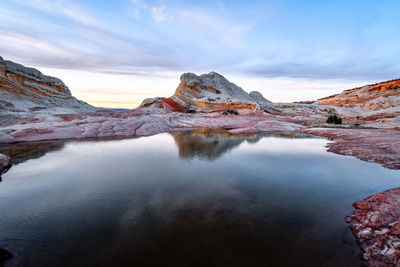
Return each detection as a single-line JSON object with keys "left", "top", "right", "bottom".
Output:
{"left": 166, "top": 72, "right": 276, "bottom": 112}
{"left": 315, "top": 78, "right": 400, "bottom": 110}
{"left": 0, "top": 56, "right": 95, "bottom": 116}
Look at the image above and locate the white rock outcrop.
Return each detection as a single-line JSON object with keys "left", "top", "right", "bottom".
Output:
{"left": 170, "top": 72, "right": 275, "bottom": 111}
{"left": 0, "top": 56, "right": 95, "bottom": 119}
{"left": 249, "top": 91, "right": 274, "bottom": 110}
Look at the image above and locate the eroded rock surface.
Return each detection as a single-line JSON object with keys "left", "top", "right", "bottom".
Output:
{"left": 315, "top": 79, "right": 400, "bottom": 110}
{"left": 0, "top": 108, "right": 303, "bottom": 144}
{"left": 0, "top": 56, "right": 95, "bottom": 118}
{"left": 303, "top": 128, "right": 400, "bottom": 169}
{"left": 347, "top": 187, "right": 400, "bottom": 266}
{"left": 170, "top": 72, "right": 276, "bottom": 112}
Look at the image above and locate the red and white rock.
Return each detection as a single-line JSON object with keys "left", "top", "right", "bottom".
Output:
{"left": 170, "top": 72, "right": 277, "bottom": 112}
{"left": 347, "top": 187, "right": 400, "bottom": 266}
{"left": 315, "top": 78, "right": 400, "bottom": 110}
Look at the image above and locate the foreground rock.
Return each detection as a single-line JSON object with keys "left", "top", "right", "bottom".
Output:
{"left": 347, "top": 188, "right": 400, "bottom": 266}
{"left": 315, "top": 78, "right": 400, "bottom": 110}
{"left": 0, "top": 56, "right": 95, "bottom": 125}
{"left": 0, "top": 154, "right": 11, "bottom": 177}
{"left": 0, "top": 108, "right": 303, "bottom": 143}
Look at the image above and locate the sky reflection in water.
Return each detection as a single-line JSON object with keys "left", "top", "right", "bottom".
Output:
{"left": 0, "top": 129, "right": 399, "bottom": 266}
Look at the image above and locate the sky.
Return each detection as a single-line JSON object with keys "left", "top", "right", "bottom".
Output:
{"left": 1, "top": 0, "right": 399, "bottom": 108}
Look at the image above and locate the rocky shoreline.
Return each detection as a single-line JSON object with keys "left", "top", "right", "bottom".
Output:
{"left": 1, "top": 108, "right": 399, "bottom": 169}
{"left": 303, "top": 128, "right": 400, "bottom": 170}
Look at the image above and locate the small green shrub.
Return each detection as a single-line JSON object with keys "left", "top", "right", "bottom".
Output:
{"left": 326, "top": 114, "right": 342, "bottom": 124}
{"left": 222, "top": 109, "right": 239, "bottom": 115}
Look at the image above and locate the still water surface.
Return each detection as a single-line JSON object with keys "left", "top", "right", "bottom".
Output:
{"left": 0, "top": 129, "right": 400, "bottom": 266}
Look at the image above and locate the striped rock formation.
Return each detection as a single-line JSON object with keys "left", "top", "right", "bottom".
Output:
{"left": 0, "top": 56, "right": 95, "bottom": 116}
{"left": 142, "top": 72, "right": 277, "bottom": 113}
{"left": 315, "top": 78, "right": 400, "bottom": 110}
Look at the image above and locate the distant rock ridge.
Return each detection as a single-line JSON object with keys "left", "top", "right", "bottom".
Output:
{"left": 0, "top": 56, "right": 95, "bottom": 115}
{"left": 141, "top": 71, "right": 277, "bottom": 113}
{"left": 315, "top": 78, "right": 400, "bottom": 110}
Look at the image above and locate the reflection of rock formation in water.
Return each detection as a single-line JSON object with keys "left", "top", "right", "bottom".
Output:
{"left": 0, "top": 141, "right": 65, "bottom": 165}
{"left": 170, "top": 128, "right": 259, "bottom": 160}
{"left": 171, "top": 129, "right": 314, "bottom": 161}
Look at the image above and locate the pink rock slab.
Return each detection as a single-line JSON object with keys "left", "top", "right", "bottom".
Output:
{"left": 0, "top": 109, "right": 304, "bottom": 144}
{"left": 1, "top": 108, "right": 400, "bottom": 171}
{"left": 303, "top": 128, "right": 400, "bottom": 169}
{"left": 347, "top": 187, "right": 400, "bottom": 266}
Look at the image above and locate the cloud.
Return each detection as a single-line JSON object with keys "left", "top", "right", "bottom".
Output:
{"left": 1, "top": 0, "right": 398, "bottom": 82}
{"left": 0, "top": 1, "right": 190, "bottom": 74}
{"left": 2, "top": 1, "right": 244, "bottom": 76}
{"left": 239, "top": 55, "right": 399, "bottom": 80}
{"left": 130, "top": 0, "right": 148, "bottom": 9}
{"left": 0, "top": 30, "right": 80, "bottom": 66}
{"left": 179, "top": 8, "right": 250, "bottom": 47}
{"left": 14, "top": 0, "right": 101, "bottom": 26}
{"left": 151, "top": 6, "right": 173, "bottom": 21}
{"left": 0, "top": 27, "right": 183, "bottom": 76}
